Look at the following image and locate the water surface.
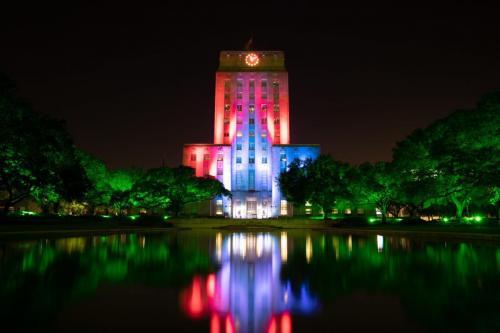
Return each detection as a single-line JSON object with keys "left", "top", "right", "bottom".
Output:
{"left": 0, "top": 230, "right": 498, "bottom": 332}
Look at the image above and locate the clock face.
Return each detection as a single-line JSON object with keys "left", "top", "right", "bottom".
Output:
{"left": 245, "top": 53, "right": 260, "bottom": 67}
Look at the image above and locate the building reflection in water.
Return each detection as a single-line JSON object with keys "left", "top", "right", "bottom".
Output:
{"left": 181, "top": 233, "right": 318, "bottom": 333}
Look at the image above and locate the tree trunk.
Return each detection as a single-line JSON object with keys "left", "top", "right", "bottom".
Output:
{"left": 1, "top": 200, "right": 11, "bottom": 216}
{"left": 451, "top": 194, "right": 465, "bottom": 220}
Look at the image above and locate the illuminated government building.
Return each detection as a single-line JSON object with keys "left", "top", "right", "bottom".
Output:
{"left": 183, "top": 51, "right": 319, "bottom": 218}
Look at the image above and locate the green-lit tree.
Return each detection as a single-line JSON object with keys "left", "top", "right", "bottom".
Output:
{"left": 130, "top": 168, "right": 172, "bottom": 211}
{"left": 355, "top": 162, "right": 402, "bottom": 223}
{"left": 279, "top": 155, "right": 351, "bottom": 220}
{"left": 393, "top": 91, "right": 500, "bottom": 220}
{"left": 278, "top": 158, "right": 312, "bottom": 208}
{"left": 0, "top": 74, "right": 89, "bottom": 215}
{"left": 131, "top": 166, "right": 230, "bottom": 217}
{"left": 77, "top": 150, "right": 112, "bottom": 213}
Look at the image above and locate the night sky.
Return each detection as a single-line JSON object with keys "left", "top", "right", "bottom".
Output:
{"left": 2, "top": 2, "right": 499, "bottom": 169}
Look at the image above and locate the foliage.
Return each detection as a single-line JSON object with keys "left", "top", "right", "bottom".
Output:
{"left": 393, "top": 92, "right": 500, "bottom": 219}
{"left": 0, "top": 74, "right": 89, "bottom": 214}
{"left": 279, "top": 155, "right": 351, "bottom": 219}
{"left": 278, "top": 158, "right": 312, "bottom": 207}
{"left": 131, "top": 166, "right": 230, "bottom": 216}
{"left": 353, "top": 162, "right": 402, "bottom": 222}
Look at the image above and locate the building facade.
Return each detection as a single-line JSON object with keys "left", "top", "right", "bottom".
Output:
{"left": 183, "top": 51, "right": 319, "bottom": 218}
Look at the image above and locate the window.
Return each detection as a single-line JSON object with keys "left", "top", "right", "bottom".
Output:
{"left": 273, "top": 105, "right": 279, "bottom": 113}
{"left": 261, "top": 118, "right": 267, "bottom": 125}
{"left": 215, "top": 199, "right": 223, "bottom": 215}
{"left": 249, "top": 105, "right": 255, "bottom": 113}
{"left": 345, "top": 208, "right": 352, "bottom": 215}
{"left": 236, "top": 157, "right": 242, "bottom": 164}
{"left": 280, "top": 152, "right": 287, "bottom": 171}
{"left": 224, "top": 132, "right": 229, "bottom": 137}
{"left": 237, "top": 117, "right": 242, "bottom": 124}
{"left": 249, "top": 118, "right": 254, "bottom": 125}
{"left": 190, "top": 154, "right": 196, "bottom": 162}
{"left": 236, "top": 131, "right": 242, "bottom": 137}
{"left": 274, "top": 118, "right": 280, "bottom": 124}
{"left": 235, "top": 171, "right": 243, "bottom": 190}
{"left": 203, "top": 154, "right": 210, "bottom": 161}
{"left": 273, "top": 81, "right": 279, "bottom": 103}
{"left": 261, "top": 132, "right": 267, "bottom": 138}
{"left": 262, "top": 143, "right": 267, "bottom": 150}
{"left": 249, "top": 80, "right": 255, "bottom": 101}
{"left": 305, "top": 201, "right": 312, "bottom": 215}
{"left": 237, "top": 104, "right": 242, "bottom": 112}
{"left": 224, "top": 104, "right": 230, "bottom": 112}
{"left": 224, "top": 118, "right": 230, "bottom": 124}
{"left": 248, "top": 170, "right": 255, "bottom": 190}
{"left": 217, "top": 160, "right": 223, "bottom": 175}
{"left": 236, "top": 143, "right": 242, "bottom": 150}
{"left": 249, "top": 157, "right": 255, "bottom": 164}
{"left": 280, "top": 199, "right": 288, "bottom": 215}
{"left": 249, "top": 143, "right": 255, "bottom": 150}
{"left": 262, "top": 157, "right": 267, "bottom": 164}
{"left": 236, "top": 79, "right": 242, "bottom": 99}
{"left": 224, "top": 81, "right": 231, "bottom": 102}
{"left": 261, "top": 80, "right": 267, "bottom": 99}
{"left": 249, "top": 131, "right": 255, "bottom": 137}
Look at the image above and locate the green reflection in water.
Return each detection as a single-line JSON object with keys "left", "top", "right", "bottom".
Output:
{"left": 0, "top": 231, "right": 499, "bottom": 332}
{"left": 281, "top": 233, "right": 499, "bottom": 332}
{"left": 0, "top": 232, "right": 214, "bottom": 331}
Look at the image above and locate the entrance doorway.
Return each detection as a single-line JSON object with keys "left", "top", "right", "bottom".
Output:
{"left": 246, "top": 198, "right": 257, "bottom": 219}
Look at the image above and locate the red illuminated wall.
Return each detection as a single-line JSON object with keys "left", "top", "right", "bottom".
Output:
{"left": 213, "top": 51, "right": 290, "bottom": 145}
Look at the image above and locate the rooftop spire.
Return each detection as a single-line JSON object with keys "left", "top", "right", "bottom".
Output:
{"left": 244, "top": 37, "right": 253, "bottom": 51}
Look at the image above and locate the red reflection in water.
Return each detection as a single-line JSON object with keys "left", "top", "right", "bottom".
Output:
{"left": 211, "top": 314, "right": 220, "bottom": 333}
{"left": 281, "top": 312, "right": 292, "bottom": 333}
{"left": 186, "top": 276, "right": 204, "bottom": 317}
{"left": 267, "top": 316, "right": 277, "bottom": 333}
{"left": 225, "top": 315, "right": 235, "bottom": 333}
{"left": 207, "top": 273, "right": 216, "bottom": 298}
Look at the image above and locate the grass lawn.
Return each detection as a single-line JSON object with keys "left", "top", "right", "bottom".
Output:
{"left": 0, "top": 215, "right": 498, "bottom": 242}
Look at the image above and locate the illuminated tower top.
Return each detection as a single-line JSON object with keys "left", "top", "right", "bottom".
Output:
{"left": 214, "top": 51, "right": 290, "bottom": 145}
{"left": 218, "top": 51, "right": 286, "bottom": 72}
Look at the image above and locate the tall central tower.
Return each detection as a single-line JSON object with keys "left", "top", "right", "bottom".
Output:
{"left": 183, "top": 51, "right": 319, "bottom": 218}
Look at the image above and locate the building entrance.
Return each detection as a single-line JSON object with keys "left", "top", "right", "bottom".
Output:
{"left": 246, "top": 198, "right": 257, "bottom": 219}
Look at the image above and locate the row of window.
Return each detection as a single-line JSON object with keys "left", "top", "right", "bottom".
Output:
{"left": 235, "top": 157, "right": 267, "bottom": 164}
{"left": 225, "top": 80, "right": 279, "bottom": 100}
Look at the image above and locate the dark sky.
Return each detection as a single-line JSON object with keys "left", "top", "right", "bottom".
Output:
{"left": 1, "top": 2, "right": 499, "bottom": 169}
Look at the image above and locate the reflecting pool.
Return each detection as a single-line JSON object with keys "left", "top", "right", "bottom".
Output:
{"left": 0, "top": 231, "right": 498, "bottom": 332}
